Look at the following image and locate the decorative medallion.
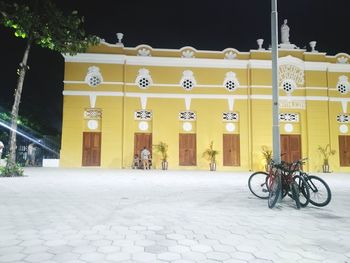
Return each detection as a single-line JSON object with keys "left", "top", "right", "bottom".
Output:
{"left": 226, "top": 123, "right": 236, "bottom": 132}
{"left": 179, "top": 111, "right": 196, "bottom": 121}
{"left": 222, "top": 112, "right": 239, "bottom": 122}
{"left": 135, "top": 68, "right": 153, "bottom": 89}
{"left": 336, "top": 76, "right": 350, "bottom": 95}
{"left": 138, "top": 121, "right": 149, "bottom": 131}
{"left": 284, "top": 123, "right": 294, "bottom": 133}
{"left": 183, "top": 122, "right": 192, "bottom": 132}
{"left": 85, "top": 66, "right": 103, "bottom": 87}
{"left": 134, "top": 110, "right": 152, "bottom": 120}
{"left": 339, "top": 124, "right": 349, "bottom": 134}
{"left": 223, "top": 72, "right": 239, "bottom": 92}
{"left": 180, "top": 70, "right": 196, "bottom": 91}
{"left": 279, "top": 113, "right": 299, "bottom": 122}
{"left": 87, "top": 120, "right": 98, "bottom": 130}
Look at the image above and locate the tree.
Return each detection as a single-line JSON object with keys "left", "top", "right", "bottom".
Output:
{"left": 0, "top": 0, "right": 99, "bottom": 175}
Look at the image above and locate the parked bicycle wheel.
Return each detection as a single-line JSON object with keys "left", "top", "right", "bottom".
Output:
{"left": 292, "top": 175, "right": 310, "bottom": 207}
{"left": 248, "top": 171, "right": 269, "bottom": 199}
{"left": 268, "top": 174, "right": 281, "bottom": 208}
{"left": 306, "top": 175, "right": 332, "bottom": 207}
{"left": 290, "top": 182, "right": 301, "bottom": 209}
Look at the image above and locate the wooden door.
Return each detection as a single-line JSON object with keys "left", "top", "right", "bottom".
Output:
{"left": 280, "top": 135, "right": 301, "bottom": 163}
{"left": 223, "top": 134, "right": 240, "bottom": 166}
{"left": 134, "top": 133, "right": 152, "bottom": 157}
{"left": 179, "top": 134, "right": 196, "bottom": 166}
{"left": 82, "top": 132, "right": 101, "bottom": 166}
{"left": 339, "top": 135, "right": 350, "bottom": 166}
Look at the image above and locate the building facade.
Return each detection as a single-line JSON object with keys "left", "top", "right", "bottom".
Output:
{"left": 60, "top": 39, "right": 350, "bottom": 172}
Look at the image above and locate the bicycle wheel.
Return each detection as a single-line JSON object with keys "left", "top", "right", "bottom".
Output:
{"left": 292, "top": 175, "right": 310, "bottom": 207}
{"left": 307, "top": 175, "right": 332, "bottom": 207}
{"left": 268, "top": 174, "right": 281, "bottom": 208}
{"left": 248, "top": 171, "right": 269, "bottom": 199}
{"left": 291, "top": 182, "right": 301, "bottom": 209}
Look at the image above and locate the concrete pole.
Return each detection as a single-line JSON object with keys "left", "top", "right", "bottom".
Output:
{"left": 271, "top": 0, "right": 281, "bottom": 163}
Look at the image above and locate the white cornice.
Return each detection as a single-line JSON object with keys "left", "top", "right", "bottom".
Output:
{"left": 125, "top": 56, "right": 249, "bottom": 69}
{"left": 63, "top": 53, "right": 350, "bottom": 73}
{"left": 62, "top": 91, "right": 124, "bottom": 96}
{"left": 63, "top": 53, "right": 126, "bottom": 64}
{"left": 328, "top": 64, "right": 350, "bottom": 73}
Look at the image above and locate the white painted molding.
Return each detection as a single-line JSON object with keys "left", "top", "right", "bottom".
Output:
{"left": 185, "top": 97, "right": 191, "bottom": 110}
{"left": 63, "top": 53, "right": 126, "bottom": 64}
{"left": 126, "top": 56, "right": 249, "bottom": 69}
{"left": 125, "top": 92, "right": 248, "bottom": 100}
{"left": 89, "top": 94, "right": 97, "bottom": 108}
{"left": 140, "top": 96, "right": 147, "bottom": 110}
{"left": 328, "top": 64, "right": 350, "bottom": 72}
{"left": 228, "top": 97, "right": 235, "bottom": 111}
{"left": 341, "top": 100, "right": 348, "bottom": 113}
{"left": 63, "top": 91, "right": 124, "bottom": 96}
{"left": 64, "top": 81, "right": 124, "bottom": 85}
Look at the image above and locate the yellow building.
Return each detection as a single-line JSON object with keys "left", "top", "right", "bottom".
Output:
{"left": 60, "top": 38, "right": 350, "bottom": 172}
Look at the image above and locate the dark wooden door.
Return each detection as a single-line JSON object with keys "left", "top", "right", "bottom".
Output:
{"left": 179, "top": 134, "right": 196, "bottom": 166}
{"left": 134, "top": 133, "right": 152, "bottom": 157}
{"left": 82, "top": 132, "right": 101, "bottom": 166}
{"left": 281, "top": 135, "right": 301, "bottom": 163}
{"left": 223, "top": 134, "right": 240, "bottom": 166}
{"left": 339, "top": 135, "right": 350, "bottom": 166}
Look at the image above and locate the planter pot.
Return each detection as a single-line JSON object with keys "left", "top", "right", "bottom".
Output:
{"left": 322, "top": 164, "right": 330, "bottom": 173}
{"left": 209, "top": 162, "right": 216, "bottom": 171}
{"left": 161, "top": 161, "right": 168, "bottom": 170}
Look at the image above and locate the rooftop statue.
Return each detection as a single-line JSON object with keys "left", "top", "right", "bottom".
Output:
{"left": 281, "top": 19, "right": 290, "bottom": 44}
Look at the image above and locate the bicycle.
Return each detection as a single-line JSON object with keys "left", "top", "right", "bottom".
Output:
{"left": 294, "top": 170, "right": 331, "bottom": 207}
{"left": 249, "top": 159, "right": 310, "bottom": 209}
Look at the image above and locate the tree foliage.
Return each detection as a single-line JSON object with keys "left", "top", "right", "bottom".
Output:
{"left": 0, "top": 0, "right": 100, "bottom": 54}
{"left": 0, "top": 0, "right": 100, "bottom": 174}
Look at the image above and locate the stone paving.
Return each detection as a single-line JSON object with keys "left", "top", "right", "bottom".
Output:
{"left": 0, "top": 168, "right": 350, "bottom": 263}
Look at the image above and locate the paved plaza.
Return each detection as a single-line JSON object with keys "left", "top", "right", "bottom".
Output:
{"left": 0, "top": 168, "right": 349, "bottom": 263}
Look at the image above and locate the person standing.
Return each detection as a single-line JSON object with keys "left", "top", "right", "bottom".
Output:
{"left": 27, "top": 143, "right": 36, "bottom": 166}
{"left": 140, "top": 146, "right": 151, "bottom": 170}
{"left": 0, "top": 140, "right": 4, "bottom": 159}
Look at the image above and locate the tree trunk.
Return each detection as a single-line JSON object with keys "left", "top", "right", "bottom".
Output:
{"left": 6, "top": 39, "right": 31, "bottom": 170}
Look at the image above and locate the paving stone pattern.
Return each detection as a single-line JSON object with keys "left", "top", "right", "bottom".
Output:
{"left": 0, "top": 168, "right": 350, "bottom": 263}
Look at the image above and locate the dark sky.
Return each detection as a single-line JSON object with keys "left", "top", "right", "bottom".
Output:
{"left": 1, "top": 0, "right": 350, "bottom": 135}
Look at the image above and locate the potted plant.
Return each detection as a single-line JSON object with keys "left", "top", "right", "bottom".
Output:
{"left": 153, "top": 141, "right": 168, "bottom": 170}
{"left": 202, "top": 141, "right": 219, "bottom": 171}
{"left": 318, "top": 144, "right": 336, "bottom": 173}
{"left": 261, "top": 146, "right": 273, "bottom": 172}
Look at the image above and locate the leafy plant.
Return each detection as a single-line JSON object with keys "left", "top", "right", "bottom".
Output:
{"left": 318, "top": 144, "right": 336, "bottom": 166}
{"left": 0, "top": 0, "right": 99, "bottom": 173}
{"left": 153, "top": 141, "right": 168, "bottom": 162}
{"left": 0, "top": 159, "right": 23, "bottom": 177}
{"left": 261, "top": 146, "right": 273, "bottom": 165}
{"left": 202, "top": 141, "right": 219, "bottom": 164}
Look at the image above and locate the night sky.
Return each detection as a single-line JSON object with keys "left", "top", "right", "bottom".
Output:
{"left": 1, "top": 0, "right": 350, "bottom": 135}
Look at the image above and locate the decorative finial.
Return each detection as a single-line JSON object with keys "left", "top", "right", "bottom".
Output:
{"left": 257, "top": 39, "right": 264, "bottom": 50}
{"left": 116, "top": 33, "right": 124, "bottom": 47}
{"left": 309, "top": 41, "right": 317, "bottom": 53}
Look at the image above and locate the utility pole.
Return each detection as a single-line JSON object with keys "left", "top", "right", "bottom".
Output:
{"left": 271, "top": 0, "right": 281, "bottom": 163}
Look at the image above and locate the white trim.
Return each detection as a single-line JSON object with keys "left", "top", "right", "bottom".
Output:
{"left": 228, "top": 97, "right": 235, "bottom": 111}
{"left": 126, "top": 56, "right": 249, "bottom": 69}
{"left": 304, "top": 62, "right": 329, "bottom": 71}
{"left": 328, "top": 64, "right": 350, "bottom": 72}
{"left": 329, "top": 97, "right": 350, "bottom": 102}
{"left": 63, "top": 91, "right": 124, "bottom": 96}
{"left": 341, "top": 101, "right": 348, "bottom": 113}
{"left": 89, "top": 95, "right": 96, "bottom": 108}
{"left": 185, "top": 97, "right": 191, "bottom": 110}
{"left": 140, "top": 96, "right": 147, "bottom": 110}
{"left": 64, "top": 81, "right": 124, "bottom": 85}
{"left": 63, "top": 53, "right": 126, "bottom": 64}
{"left": 125, "top": 92, "right": 248, "bottom": 100}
